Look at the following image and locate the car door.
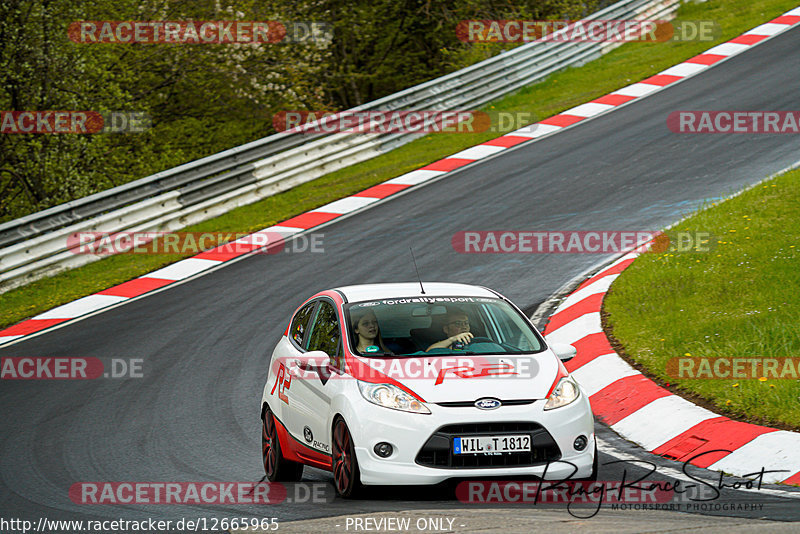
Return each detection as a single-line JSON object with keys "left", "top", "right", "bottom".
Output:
{"left": 283, "top": 298, "right": 341, "bottom": 457}
{"left": 269, "top": 300, "right": 318, "bottom": 425}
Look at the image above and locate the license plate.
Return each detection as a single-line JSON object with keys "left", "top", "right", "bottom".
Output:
{"left": 453, "top": 434, "right": 531, "bottom": 454}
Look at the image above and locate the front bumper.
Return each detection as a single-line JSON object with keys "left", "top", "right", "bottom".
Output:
{"left": 347, "top": 392, "right": 594, "bottom": 486}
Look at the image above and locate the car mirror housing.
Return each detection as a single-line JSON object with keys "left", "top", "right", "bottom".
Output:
{"left": 293, "top": 350, "right": 330, "bottom": 370}
{"left": 550, "top": 343, "right": 577, "bottom": 362}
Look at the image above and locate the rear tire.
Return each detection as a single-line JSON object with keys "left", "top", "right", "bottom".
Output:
{"left": 332, "top": 418, "right": 363, "bottom": 498}
{"left": 262, "top": 405, "right": 304, "bottom": 482}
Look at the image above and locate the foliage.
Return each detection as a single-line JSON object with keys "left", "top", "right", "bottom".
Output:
{"left": 0, "top": 0, "right": 603, "bottom": 221}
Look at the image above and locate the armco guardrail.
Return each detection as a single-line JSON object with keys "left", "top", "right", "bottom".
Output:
{"left": 0, "top": 0, "right": 680, "bottom": 292}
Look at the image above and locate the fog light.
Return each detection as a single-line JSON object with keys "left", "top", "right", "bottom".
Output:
{"left": 374, "top": 442, "right": 393, "bottom": 458}
{"left": 574, "top": 435, "right": 588, "bottom": 451}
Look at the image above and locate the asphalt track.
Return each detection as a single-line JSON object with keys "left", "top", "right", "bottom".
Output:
{"left": 1, "top": 23, "right": 800, "bottom": 532}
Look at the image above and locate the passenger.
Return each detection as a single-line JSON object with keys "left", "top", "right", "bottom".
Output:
{"left": 351, "top": 309, "right": 392, "bottom": 354}
{"left": 426, "top": 307, "right": 473, "bottom": 351}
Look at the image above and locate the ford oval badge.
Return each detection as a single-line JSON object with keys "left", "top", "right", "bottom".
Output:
{"left": 474, "top": 398, "right": 501, "bottom": 410}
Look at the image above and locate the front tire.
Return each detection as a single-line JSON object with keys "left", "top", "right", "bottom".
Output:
{"left": 262, "top": 405, "right": 304, "bottom": 482}
{"left": 332, "top": 418, "right": 363, "bottom": 498}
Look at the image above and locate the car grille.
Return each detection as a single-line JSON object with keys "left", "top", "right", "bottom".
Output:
{"left": 435, "top": 399, "right": 536, "bottom": 408}
{"left": 415, "top": 422, "right": 561, "bottom": 469}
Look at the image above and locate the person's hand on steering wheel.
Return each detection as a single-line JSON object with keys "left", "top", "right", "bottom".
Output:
{"left": 447, "top": 332, "right": 473, "bottom": 346}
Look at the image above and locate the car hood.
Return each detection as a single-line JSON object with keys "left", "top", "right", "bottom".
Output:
{"left": 355, "top": 350, "right": 560, "bottom": 403}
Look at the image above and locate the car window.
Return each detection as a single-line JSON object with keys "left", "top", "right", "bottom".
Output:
{"left": 482, "top": 303, "right": 511, "bottom": 342}
{"left": 330, "top": 338, "right": 345, "bottom": 370}
{"left": 305, "top": 300, "right": 341, "bottom": 356}
{"left": 290, "top": 301, "right": 317, "bottom": 347}
{"left": 344, "top": 297, "right": 544, "bottom": 356}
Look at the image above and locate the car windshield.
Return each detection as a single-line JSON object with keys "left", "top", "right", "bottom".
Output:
{"left": 344, "top": 296, "right": 545, "bottom": 357}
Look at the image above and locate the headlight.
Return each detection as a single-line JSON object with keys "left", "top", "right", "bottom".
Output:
{"left": 358, "top": 382, "right": 431, "bottom": 414}
{"left": 544, "top": 376, "right": 580, "bottom": 410}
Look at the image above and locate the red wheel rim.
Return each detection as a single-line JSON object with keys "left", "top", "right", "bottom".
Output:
{"left": 333, "top": 421, "right": 352, "bottom": 493}
{"left": 262, "top": 412, "right": 277, "bottom": 476}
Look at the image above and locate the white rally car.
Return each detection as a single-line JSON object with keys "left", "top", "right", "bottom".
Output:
{"left": 260, "top": 283, "right": 595, "bottom": 497}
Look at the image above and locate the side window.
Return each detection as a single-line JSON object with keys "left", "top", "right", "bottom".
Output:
{"left": 305, "top": 301, "right": 341, "bottom": 357}
{"left": 330, "top": 338, "right": 345, "bottom": 371}
{"left": 290, "top": 301, "right": 317, "bottom": 348}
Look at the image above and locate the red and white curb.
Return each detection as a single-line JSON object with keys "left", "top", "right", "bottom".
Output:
{"left": 2, "top": 7, "right": 799, "bottom": 348}
{"left": 543, "top": 252, "right": 800, "bottom": 485}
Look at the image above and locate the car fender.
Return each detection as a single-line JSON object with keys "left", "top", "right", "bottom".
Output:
{"left": 328, "top": 387, "right": 361, "bottom": 442}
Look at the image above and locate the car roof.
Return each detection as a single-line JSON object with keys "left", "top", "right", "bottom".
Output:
{"left": 333, "top": 282, "right": 500, "bottom": 303}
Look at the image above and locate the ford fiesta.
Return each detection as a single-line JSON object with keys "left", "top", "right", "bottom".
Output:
{"left": 260, "top": 282, "right": 595, "bottom": 497}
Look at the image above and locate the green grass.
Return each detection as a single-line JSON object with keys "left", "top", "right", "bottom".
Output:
{"left": 2, "top": 0, "right": 798, "bottom": 329}
{"left": 604, "top": 168, "right": 800, "bottom": 429}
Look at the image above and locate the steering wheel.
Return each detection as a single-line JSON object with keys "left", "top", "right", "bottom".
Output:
{"left": 461, "top": 336, "right": 521, "bottom": 353}
{"left": 465, "top": 336, "right": 496, "bottom": 345}
{"left": 451, "top": 336, "right": 502, "bottom": 351}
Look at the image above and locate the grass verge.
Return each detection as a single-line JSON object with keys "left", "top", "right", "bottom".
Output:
{"left": 604, "top": 167, "right": 800, "bottom": 430}
{"left": 2, "top": 0, "right": 799, "bottom": 329}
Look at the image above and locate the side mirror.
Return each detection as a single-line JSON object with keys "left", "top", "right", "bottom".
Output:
{"left": 292, "top": 350, "right": 330, "bottom": 371}
{"left": 550, "top": 343, "right": 577, "bottom": 362}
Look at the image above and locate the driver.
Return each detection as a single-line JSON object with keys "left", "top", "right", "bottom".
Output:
{"left": 426, "top": 307, "right": 473, "bottom": 351}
